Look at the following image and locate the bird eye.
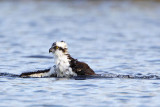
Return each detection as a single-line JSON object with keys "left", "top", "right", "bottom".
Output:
{"left": 56, "top": 46, "right": 59, "bottom": 49}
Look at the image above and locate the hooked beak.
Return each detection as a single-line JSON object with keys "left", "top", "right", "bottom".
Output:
{"left": 49, "top": 48, "right": 53, "bottom": 53}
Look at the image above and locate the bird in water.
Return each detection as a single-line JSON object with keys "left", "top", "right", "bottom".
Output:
{"left": 20, "top": 41, "right": 95, "bottom": 78}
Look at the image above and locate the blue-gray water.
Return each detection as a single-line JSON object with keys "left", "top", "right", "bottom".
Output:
{"left": 0, "top": 0, "right": 160, "bottom": 107}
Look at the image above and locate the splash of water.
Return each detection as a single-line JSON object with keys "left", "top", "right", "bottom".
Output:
{"left": 0, "top": 72, "right": 160, "bottom": 80}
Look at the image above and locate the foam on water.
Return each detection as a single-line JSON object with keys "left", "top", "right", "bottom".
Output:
{"left": 1, "top": 72, "right": 160, "bottom": 80}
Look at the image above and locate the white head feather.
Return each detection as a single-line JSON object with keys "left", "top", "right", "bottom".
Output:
{"left": 56, "top": 41, "right": 68, "bottom": 49}
{"left": 49, "top": 41, "right": 77, "bottom": 77}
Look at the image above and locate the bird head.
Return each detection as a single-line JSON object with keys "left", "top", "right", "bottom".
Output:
{"left": 49, "top": 41, "right": 68, "bottom": 54}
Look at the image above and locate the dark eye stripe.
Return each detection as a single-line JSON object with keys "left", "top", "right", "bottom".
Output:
{"left": 53, "top": 46, "right": 57, "bottom": 50}
{"left": 59, "top": 47, "right": 67, "bottom": 53}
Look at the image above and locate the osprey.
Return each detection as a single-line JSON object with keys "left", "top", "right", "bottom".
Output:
{"left": 20, "top": 41, "right": 95, "bottom": 78}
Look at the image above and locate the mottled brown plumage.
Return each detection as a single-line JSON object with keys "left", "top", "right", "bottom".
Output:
{"left": 67, "top": 54, "right": 95, "bottom": 76}
{"left": 20, "top": 41, "right": 95, "bottom": 78}
{"left": 20, "top": 69, "right": 50, "bottom": 77}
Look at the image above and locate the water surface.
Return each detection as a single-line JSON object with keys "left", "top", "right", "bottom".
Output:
{"left": 0, "top": 0, "right": 160, "bottom": 107}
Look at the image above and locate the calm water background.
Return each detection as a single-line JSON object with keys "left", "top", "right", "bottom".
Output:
{"left": 0, "top": 0, "right": 160, "bottom": 107}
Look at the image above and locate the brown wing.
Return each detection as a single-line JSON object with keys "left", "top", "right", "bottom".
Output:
{"left": 19, "top": 68, "right": 51, "bottom": 78}
{"left": 73, "top": 61, "right": 95, "bottom": 76}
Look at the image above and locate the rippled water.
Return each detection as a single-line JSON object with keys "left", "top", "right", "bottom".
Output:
{"left": 0, "top": 0, "right": 160, "bottom": 107}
